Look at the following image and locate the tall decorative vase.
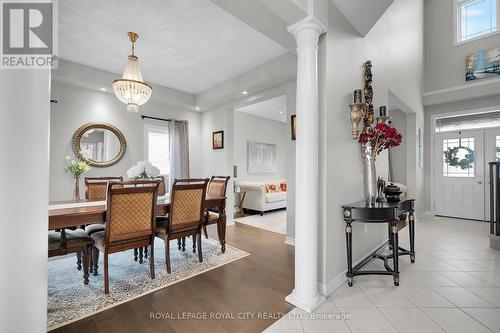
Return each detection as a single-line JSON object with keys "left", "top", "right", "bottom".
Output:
{"left": 73, "top": 177, "right": 80, "bottom": 201}
{"left": 362, "top": 144, "right": 377, "bottom": 205}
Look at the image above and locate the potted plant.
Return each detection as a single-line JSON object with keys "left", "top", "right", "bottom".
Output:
{"left": 359, "top": 123, "right": 402, "bottom": 204}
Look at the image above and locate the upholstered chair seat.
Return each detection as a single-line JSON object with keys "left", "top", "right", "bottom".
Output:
{"left": 91, "top": 231, "right": 149, "bottom": 248}
{"left": 49, "top": 229, "right": 91, "bottom": 249}
{"left": 85, "top": 223, "right": 105, "bottom": 236}
{"left": 48, "top": 232, "right": 62, "bottom": 251}
{"left": 48, "top": 229, "right": 91, "bottom": 285}
{"left": 156, "top": 218, "right": 169, "bottom": 235}
{"left": 207, "top": 211, "right": 220, "bottom": 223}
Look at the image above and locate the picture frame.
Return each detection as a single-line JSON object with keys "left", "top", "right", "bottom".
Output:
{"left": 291, "top": 114, "right": 296, "bottom": 141}
{"left": 248, "top": 142, "right": 278, "bottom": 174}
{"left": 212, "top": 130, "right": 224, "bottom": 150}
{"left": 465, "top": 47, "right": 500, "bottom": 82}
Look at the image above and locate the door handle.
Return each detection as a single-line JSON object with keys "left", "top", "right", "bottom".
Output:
{"left": 478, "top": 181, "right": 483, "bottom": 184}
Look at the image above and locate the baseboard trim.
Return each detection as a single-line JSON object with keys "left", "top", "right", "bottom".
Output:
{"left": 317, "top": 240, "right": 387, "bottom": 296}
{"left": 284, "top": 237, "right": 295, "bottom": 246}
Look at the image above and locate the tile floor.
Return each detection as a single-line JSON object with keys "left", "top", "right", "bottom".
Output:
{"left": 264, "top": 215, "right": 500, "bottom": 333}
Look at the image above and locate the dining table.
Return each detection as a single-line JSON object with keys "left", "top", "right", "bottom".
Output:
{"left": 48, "top": 194, "right": 228, "bottom": 252}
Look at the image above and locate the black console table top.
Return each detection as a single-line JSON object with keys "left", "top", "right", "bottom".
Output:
{"left": 342, "top": 199, "right": 416, "bottom": 286}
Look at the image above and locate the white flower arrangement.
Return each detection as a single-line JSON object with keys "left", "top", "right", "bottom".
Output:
{"left": 127, "top": 161, "right": 161, "bottom": 180}
{"left": 65, "top": 155, "right": 91, "bottom": 179}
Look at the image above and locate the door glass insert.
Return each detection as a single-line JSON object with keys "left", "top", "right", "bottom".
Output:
{"left": 442, "top": 137, "right": 475, "bottom": 177}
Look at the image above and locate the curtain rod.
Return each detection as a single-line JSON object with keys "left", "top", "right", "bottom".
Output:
{"left": 140, "top": 115, "right": 188, "bottom": 123}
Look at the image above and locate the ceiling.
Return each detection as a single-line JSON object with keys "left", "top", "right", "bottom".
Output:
{"left": 331, "top": 0, "right": 393, "bottom": 36}
{"left": 58, "top": 0, "right": 288, "bottom": 94}
{"left": 235, "top": 95, "right": 287, "bottom": 123}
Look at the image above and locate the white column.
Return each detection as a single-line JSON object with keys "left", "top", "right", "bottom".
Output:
{"left": 0, "top": 70, "right": 51, "bottom": 332}
{"left": 286, "top": 15, "right": 326, "bottom": 313}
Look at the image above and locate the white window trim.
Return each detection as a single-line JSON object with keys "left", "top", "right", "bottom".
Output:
{"left": 453, "top": 0, "right": 500, "bottom": 46}
{"left": 144, "top": 123, "right": 170, "bottom": 175}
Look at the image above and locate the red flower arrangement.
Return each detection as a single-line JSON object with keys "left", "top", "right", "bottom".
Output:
{"left": 359, "top": 123, "right": 402, "bottom": 158}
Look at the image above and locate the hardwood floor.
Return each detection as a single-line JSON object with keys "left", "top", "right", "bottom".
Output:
{"left": 52, "top": 224, "right": 294, "bottom": 333}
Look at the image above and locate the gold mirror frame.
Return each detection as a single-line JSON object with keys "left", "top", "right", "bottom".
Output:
{"left": 72, "top": 122, "right": 127, "bottom": 168}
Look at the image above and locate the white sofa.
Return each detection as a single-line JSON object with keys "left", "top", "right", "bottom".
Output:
{"left": 236, "top": 180, "right": 287, "bottom": 215}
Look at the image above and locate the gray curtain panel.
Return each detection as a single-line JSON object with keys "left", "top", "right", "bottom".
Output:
{"left": 168, "top": 120, "right": 190, "bottom": 187}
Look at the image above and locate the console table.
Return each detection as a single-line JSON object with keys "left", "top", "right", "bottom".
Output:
{"left": 342, "top": 199, "right": 415, "bottom": 286}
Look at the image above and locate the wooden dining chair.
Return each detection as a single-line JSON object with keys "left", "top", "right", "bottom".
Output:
{"left": 155, "top": 178, "right": 209, "bottom": 273}
{"left": 131, "top": 177, "right": 166, "bottom": 263}
{"left": 84, "top": 176, "right": 123, "bottom": 236}
{"left": 90, "top": 180, "right": 158, "bottom": 294}
{"left": 48, "top": 229, "right": 91, "bottom": 285}
{"left": 203, "top": 176, "right": 230, "bottom": 247}
{"left": 135, "top": 176, "right": 167, "bottom": 262}
{"left": 83, "top": 177, "right": 123, "bottom": 272}
{"left": 85, "top": 177, "right": 123, "bottom": 200}
{"left": 152, "top": 176, "right": 166, "bottom": 196}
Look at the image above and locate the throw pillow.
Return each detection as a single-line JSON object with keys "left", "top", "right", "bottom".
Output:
{"left": 265, "top": 184, "right": 278, "bottom": 193}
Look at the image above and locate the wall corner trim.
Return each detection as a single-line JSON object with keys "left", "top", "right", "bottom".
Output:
{"left": 284, "top": 237, "right": 295, "bottom": 246}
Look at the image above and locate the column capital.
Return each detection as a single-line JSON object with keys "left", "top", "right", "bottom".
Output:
{"left": 287, "top": 15, "right": 327, "bottom": 41}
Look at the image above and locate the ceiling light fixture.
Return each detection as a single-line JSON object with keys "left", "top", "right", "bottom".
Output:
{"left": 195, "top": 106, "right": 200, "bottom": 111}
{"left": 100, "top": 87, "right": 107, "bottom": 92}
{"left": 113, "top": 32, "right": 152, "bottom": 112}
{"left": 242, "top": 91, "right": 248, "bottom": 95}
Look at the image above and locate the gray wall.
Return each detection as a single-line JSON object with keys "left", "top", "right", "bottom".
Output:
{"left": 319, "top": 0, "right": 424, "bottom": 291}
{"left": 201, "top": 104, "right": 235, "bottom": 224}
{"left": 233, "top": 112, "right": 288, "bottom": 181}
{"left": 390, "top": 110, "right": 408, "bottom": 184}
{"left": 424, "top": 0, "right": 500, "bottom": 92}
{"left": 49, "top": 82, "right": 202, "bottom": 200}
{"left": 423, "top": 0, "right": 500, "bottom": 213}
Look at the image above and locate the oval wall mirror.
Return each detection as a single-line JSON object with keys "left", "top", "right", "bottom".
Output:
{"left": 72, "top": 122, "right": 127, "bottom": 167}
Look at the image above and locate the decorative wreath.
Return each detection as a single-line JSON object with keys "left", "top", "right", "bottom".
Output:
{"left": 444, "top": 147, "right": 474, "bottom": 170}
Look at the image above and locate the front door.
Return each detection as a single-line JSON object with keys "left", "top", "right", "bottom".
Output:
{"left": 434, "top": 130, "right": 484, "bottom": 220}
{"left": 484, "top": 128, "right": 500, "bottom": 220}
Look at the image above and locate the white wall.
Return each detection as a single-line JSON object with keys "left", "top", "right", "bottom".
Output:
{"left": 319, "top": 0, "right": 424, "bottom": 292}
{"left": 424, "top": 0, "right": 500, "bottom": 93}
{"left": 390, "top": 109, "right": 408, "bottom": 184}
{"left": 233, "top": 112, "right": 288, "bottom": 181}
{"left": 200, "top": 82, "right": 297, "bottom": 228}
{"left": 201, "top": 105, "right": 235, "bottom": 223}
{"left": 0, "top": 71, "right": 50, "bottom": 332}
{"left": 50, "top": 81, "right": 202, "bottom": 200}
{"left": 423, "top": 0, "right": 500, "bottom": 212}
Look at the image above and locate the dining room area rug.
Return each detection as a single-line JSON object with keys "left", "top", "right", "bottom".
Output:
{"left": 47, "top": 238, "right": 249, "bottom": 331}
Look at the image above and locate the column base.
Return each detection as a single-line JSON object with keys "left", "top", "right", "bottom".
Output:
{"left": 285, "top": 289, "right": 325, "bottom": 313}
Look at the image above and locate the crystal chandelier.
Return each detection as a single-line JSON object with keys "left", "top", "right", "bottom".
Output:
{"left": 113, "top": 32, "right": 152, "bottom": 112}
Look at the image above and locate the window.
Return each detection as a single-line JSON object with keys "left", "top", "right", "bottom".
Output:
{"left": 435, "top": 111, "right": 500, "bottom": 132}
{"left": 442, "top": 137, "right": 475, "bottom": 177}
{"left": 456, "top": 0, "right": 499, "bottom": 43}
{"left": 144, "top": 125, "right": 170, "bottom": 180}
